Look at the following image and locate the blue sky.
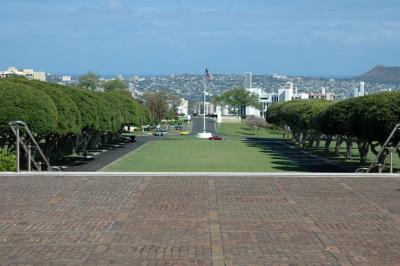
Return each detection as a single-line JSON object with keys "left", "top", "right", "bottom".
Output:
{"left": 0, "top": 0, "right": 399, "bottom": 76}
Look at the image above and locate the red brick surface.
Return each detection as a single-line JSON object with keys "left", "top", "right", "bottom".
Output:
{"left": 1, "top": 175, "right": 400, "bottom": 265}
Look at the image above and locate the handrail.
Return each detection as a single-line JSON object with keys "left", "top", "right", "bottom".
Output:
{"left": 23, "top": 124, "right": 51, "bottom": 169}
{"left": 365, "top": 123, "right": 400, "bottom": 173}
{"left": 9, "top": 126, "right": 41, "bottom": 170}
{"left": 9, "top": 120, "right": 52, "bottom": 172}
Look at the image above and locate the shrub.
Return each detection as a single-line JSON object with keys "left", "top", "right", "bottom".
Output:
{"left": 0, "top": 150, "right": 16, "bottom": 171}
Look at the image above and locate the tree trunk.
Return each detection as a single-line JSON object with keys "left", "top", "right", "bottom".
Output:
{"left": 71, "top": 135, "right": 81, "bottom": 155}
{"left": 335, "top": 135, "right": 342, "bottom": 156}
{"left": 88, "top": 133, "right": 101, "bottom": 150}
{"left": 325, "top": 136, "right": 332, "bottom": 153}
{"left": 81, "top": 133, "right": 92, "bottom": 155}
{"left": 357, "top": 140, "right": 369, "bottom": 164}
{"left": 308, "top": 132, "right": 314, "bottom": 148}
{"left": 43, "top": 135, "right": 58, "bottom": 162}
{"left": 292, "top": 131, "right": 301, "bottom": 144}
{"left": 301, "top": 132, "right": 307, "bottom": 147}
{"left": 378, "top": 148, "right": 388, "bottom": 165}
{"left": 345, "top": 138, "right": 353, "bottom": 160}
{"left": 315, "top": 134, "right": 321, "bottom": 149}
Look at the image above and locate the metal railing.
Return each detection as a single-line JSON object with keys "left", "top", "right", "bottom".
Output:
{"left": 9, "top": 120, "right": 56, "bottom": 172}
{"left": 356, "top": 123, "right": 400, "bottom": 173}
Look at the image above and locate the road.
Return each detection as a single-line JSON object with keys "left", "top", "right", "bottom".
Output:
{"left": 191, "top": 117, "right": 217, "bottom": 135}
{"left": 63, "top": 136, "right": 160, "bottom": 172}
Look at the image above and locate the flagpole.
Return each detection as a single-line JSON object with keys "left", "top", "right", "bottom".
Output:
{"left": 203, "top": 75, "right": 206, "bottom": 133}
{"left": 196, "top": 68, "right": 212, "bottom": 139}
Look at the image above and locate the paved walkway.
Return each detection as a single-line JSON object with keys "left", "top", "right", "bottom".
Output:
{"left": 1, "top": 174, "right": 400, "bottom": 265}
{"left": 63, "top": 136, "right": 160, "bottom": 172}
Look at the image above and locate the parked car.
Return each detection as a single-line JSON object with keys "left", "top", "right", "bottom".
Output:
{"left": 121, "top": 135, "right": 136, "bottom": 142}
{"left": 153, "top": 130, "right": 164, "bottom": 136}
{"left": 209, "top": 136, "right": 224, "bottom": 141}
{"left": 180, "top": 131, "right": 189, "bottom": 135}
{"left": 127, "top": 135, "right": 136, "bottom": 142}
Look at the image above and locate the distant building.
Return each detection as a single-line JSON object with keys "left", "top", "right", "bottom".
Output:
{"left": 216, "top": 105, "right": 230, "bottom": 116}
{"left": 277, "top": 82, "right": 294, "bottom": 102}
{"left": 349, "top": 82, "right": 366, "bottom": 98}
{"left": 195, "top": 101, "right": 215, "bottom": 115}
{"left": 272, "top": 73, "right": 288, "bottom": 80}
{"left": 62, "top": 75, "right": 72, "bottom": 83}
{"left": 176, "top": 98, "right": 189, "bottom": 116}
{"left": 0, "top": 66, "right": 46, "bottom": 81}
{"left": 309, "top": 87, "right": 335, "bottom": 100}
{"left": 351, "top": 87, "right": 359, "bottom": 98}
{"left": 243, "top": 72, "right": 252, "bottom": 89}
{"left": 292, "top": 93, "right": 310, "bottom": 100}
{"left": 205, "top": 102, "right": 215, "bottom": 115}
{"left": 245, "top": 88, "right": 263, "bottom": 117}
{"left": 358, "top": 81, "right": 365, "bottom": 96}
{"left": 309, "top": 93, "right": 335, "bottom": 100}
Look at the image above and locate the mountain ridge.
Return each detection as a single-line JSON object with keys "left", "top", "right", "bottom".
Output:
{"left": 359, "top": 65, "right": 400, "bottom": 82}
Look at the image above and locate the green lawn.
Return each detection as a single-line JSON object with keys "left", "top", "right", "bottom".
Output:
{"left": 103, "top": 135, "right": 302, "bottom": 172}
{"left": 217, "top": 122, "right": 285, "bottom": 139}
{"left": 223, "top": 122, "right": 400, "bottom": 171}
{"left": 299, "top": 140, "right": 400, "bottom": 170}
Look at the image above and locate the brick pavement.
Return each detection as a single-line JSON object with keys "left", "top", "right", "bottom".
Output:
{"left": 1, "top": 175, "right": 400, "bottom": 265}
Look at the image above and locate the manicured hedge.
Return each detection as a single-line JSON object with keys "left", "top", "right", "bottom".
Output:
{"left": 266, "top": 93, "right": 400, "bottom": 164}
{"left": 0, "top": 77, "right": 151, "bottom": 163}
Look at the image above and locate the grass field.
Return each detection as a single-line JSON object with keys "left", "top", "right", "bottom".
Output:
{"left": 104, "top": 120, "right": 400, "bottom": 172}
{"left": 299, "top": 139, "right": 400, "bottom": 170}
{"left": 103, "top": 134, "right": 302, "bottom": 172}
{"left": 221, "top": 122, "right": 400, "bottom": 171}
{"left": 217, "top": 122, "right": 284, "bottom": 139}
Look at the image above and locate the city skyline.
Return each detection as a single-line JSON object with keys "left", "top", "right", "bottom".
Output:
{"left": 1, "top": 0, "right": 399, "bottom": 76}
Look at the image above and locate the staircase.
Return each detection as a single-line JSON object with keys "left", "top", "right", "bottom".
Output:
{"left": 9, "top": 120, "right": 59, "bottom": 172}
{"left": 356, "top": 123, "right": 400, "bottom": 173}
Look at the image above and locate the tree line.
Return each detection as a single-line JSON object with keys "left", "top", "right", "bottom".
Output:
{"left": 265, "top": 92, "right": 400, "bottom": 165}
{"left": 0, "top": 77, "right": 151, "bottom": 168}
{"left": 78, "top": 72, "right": 182, "bottom": 123}
{"left": 213, "top": 87, "right": 262, "bottom": 117}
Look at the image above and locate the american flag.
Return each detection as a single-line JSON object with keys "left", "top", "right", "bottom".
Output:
{"left": 205, "top": 68, "right": 213, "bottom": 81}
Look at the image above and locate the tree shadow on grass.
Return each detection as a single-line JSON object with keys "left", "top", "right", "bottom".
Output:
{"left": 234, "top": 126, "right": 256, "bottom": 136}
{"left": 291, "top": 142, "right": 376, "bottom": 171}
{"left": 243, "top": 137, "right": 352, "bottom": 173}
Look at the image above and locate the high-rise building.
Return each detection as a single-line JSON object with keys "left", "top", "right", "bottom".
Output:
{"left": 243, "top": 72, "right": 252, "bottom": 89}
{"left": 359, "top": 81, "right": 365, "bottom": 96}
{"left": 352, "top": 87, "right": 359, "bottom": 98}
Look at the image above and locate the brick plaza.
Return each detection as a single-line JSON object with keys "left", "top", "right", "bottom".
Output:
{"left": 1, "top": 174, "right": 400, "bottom": 265}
